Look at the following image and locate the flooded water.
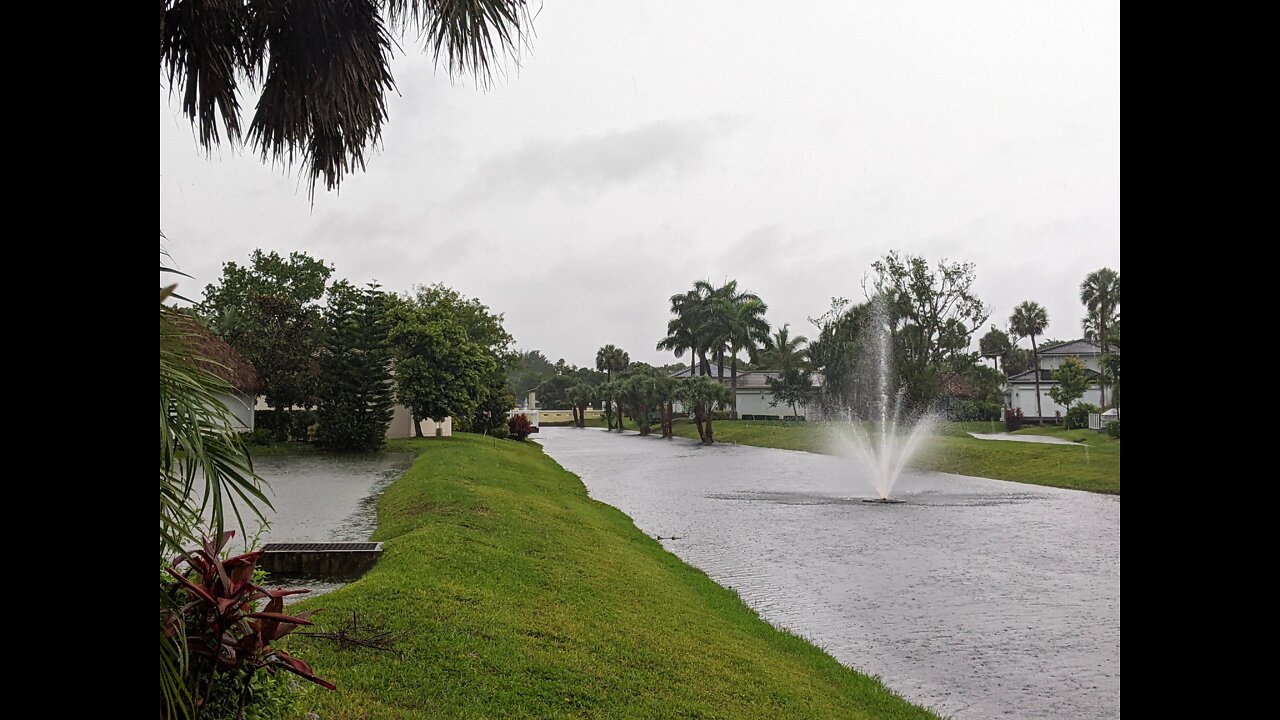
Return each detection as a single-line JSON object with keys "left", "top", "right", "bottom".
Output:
{"left": 537, "top": 428, "right": 1120, "bottom": 720}
{"left": 238, "top": 452, "right": 413, "bottom": 598}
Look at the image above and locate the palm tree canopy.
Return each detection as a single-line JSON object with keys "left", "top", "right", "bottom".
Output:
{"left": 596, "top": 344, "right": 630, "bottom": 376}
{"left": 760, "top": 324, "right": 809, "bottom": 373}
{"left": 1079, "top": 268, "right": 1120, "bottom": 315}
{"left": 1079, "top": 268, "right": 1119, "bottom": 350}
{"left": 160, "top": 0, "right": 531, "bottom": 197}
{"left": 1009, "top": 301, "right": 1049, "bottom": 341}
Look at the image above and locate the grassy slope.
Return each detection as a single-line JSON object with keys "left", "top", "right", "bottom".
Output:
{"left": 284, "top": 435, "right": 939, "bottom": 719}
{"left": 667, "top": 420, "right": 1119, "bottom": 495}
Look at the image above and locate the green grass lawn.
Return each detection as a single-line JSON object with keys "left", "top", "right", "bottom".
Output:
{"left": 283, "top": 434, "right": 940, "bottom": 719}
{"left": 666, "top": 419, "right": 1119, "bottom": 495}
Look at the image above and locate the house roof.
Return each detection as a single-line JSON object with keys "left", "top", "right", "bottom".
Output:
{"left": 1007, "top": 368, "right": 1102, "bottom": 385}
{"left": 1038, "top": 339, "right": 1113, "bottom": 356}
{"left": 162, "top": 310, "right": 264, "bottom": 394}
{"left": 938, "top": 372, "right": 977, "bottom": 398}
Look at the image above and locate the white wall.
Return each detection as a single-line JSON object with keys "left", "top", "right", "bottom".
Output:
{"left": 1009, "top": 385, "right": 1103, "bottom": 420}
{"left": 216, "top": 391, "right": 256, "bottom": 432}
{"left": 1039, "top": 354, "right": 1101, "bottom": 372}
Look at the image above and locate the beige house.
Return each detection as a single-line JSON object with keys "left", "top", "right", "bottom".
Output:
{"left": 387, "top": 405, "right": 452, "bottom": 438}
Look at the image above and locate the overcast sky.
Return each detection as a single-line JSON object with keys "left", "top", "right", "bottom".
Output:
{"left": 160, "top": 0, "right": 1119, "bottom": 368}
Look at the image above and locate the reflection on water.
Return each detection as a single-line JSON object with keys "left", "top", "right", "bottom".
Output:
{"left": 538, "top": 428, "right": 1119, "bottom": 720}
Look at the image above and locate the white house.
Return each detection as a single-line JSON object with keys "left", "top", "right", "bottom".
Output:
{"left": 670, "top": 366, "right": 823, "bottom": 420}
{"left": 1005, "top": 339, "right": 1116, "bottom": 421}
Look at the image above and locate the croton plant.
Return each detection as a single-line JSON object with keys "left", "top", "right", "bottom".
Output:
{"left": 163, "top": 531, "right": 334, "bottom": 714}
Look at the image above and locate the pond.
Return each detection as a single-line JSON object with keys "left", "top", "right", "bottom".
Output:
{"left": 537, "top": 428, "right": 1119, "bottom": 720}
{"left": 235, "top": 452, "right": 414, "bottom": 598}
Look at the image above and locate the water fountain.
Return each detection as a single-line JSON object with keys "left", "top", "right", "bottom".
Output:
{"left": 826, "top": 304, "right": 934, "bottom": 502}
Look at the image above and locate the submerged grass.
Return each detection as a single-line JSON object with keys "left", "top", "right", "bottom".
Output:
{"left": 283, "top": 434, "right": 940, "bottom": 719}
{"left": 665, "top": 419, "right": 1119, "bottom": 495}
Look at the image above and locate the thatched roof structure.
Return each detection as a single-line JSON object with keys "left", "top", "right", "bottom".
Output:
{"left": 161, "top": 310, "right": 264, "bottom": 395}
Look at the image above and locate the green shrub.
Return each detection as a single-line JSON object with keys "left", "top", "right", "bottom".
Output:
{"left": 947, "top": 400, "right": 1002, "bottom": 422}
{"left": 240, "top": 428, "right": 277, "bottom": 446}
{"left": 289, "top": 409, "right": 318, "bottom": 442}
{"left": 1106, "top": 420, "right": 1120, "bottom": 438}
{"left": 1065, "top": 403, "right": 1099, "bottom": 430}
{"left": 712, "top": 410, "right": 732, "bottom": 421}
{"left": 489, "top": 423, "right": 510, "bottom": 440}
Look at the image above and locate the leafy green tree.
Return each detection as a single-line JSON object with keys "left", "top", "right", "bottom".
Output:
{"left": 315, "top": 282, "right": 395, "bottom": 452}
{"left": 508, "top": 349, "right": 556, "bottom": 401}
{"left": 678, "top": 376, "right": 733, "bottom": 444}
{"left": 766, "top": 369, "right": 814, "bottom": 419}
{"left": 161, "top": 0, "right": 533, "bottom": 197}
{"left": 472, "top": 375, "right": 516, "bottom": 434}
{"left": 807, "top": 298, "right": 892, "bottom": 417}
{"left": 1009, "top": 301, "right": 1050, "bottom": 425}
{"left": 1048, "top": 356, "right": 1092, "bottom": 415}
{"left": 387, "top": 299, "right": 495, "bottom": 436}
{"left": 1080, "top": 268, "right": 1120, "bottom": 407}
{"left": 400, "top": 284, "right": 514, "bottom": 431}
{"left": 869, "top": 252, "right": 990, "bottom": 409}
{"left": 1001, "top": 346, "right": 1035, "bottom": 376}
{"left": 197, "top": 250, "right": 334, "bottom": 438}
{"left": 978, "top": 326, "right": 1011, "bottom": 373}
{"left": 596, "top": 345, "right": 630, "bottom": 429}
{"left": 534, "top": 374, "right": 578, "bottom": 410}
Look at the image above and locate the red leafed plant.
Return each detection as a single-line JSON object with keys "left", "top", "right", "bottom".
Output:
{"left": 163, "top": 532, "right": 334, "bottom": 717}
{"left": 507, "top": 413, "right": 535, "bottom": 441}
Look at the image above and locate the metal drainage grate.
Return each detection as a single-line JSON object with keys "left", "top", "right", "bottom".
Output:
{"left": 262, "top": 542, "right": 380, "bottom": 552}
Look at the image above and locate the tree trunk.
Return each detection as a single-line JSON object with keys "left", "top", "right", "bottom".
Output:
{"left": 1097, "top": 319, "right": 1108, "bottom": 409}
{"left": 414, "top": 417, "right": 423, "bottom": 437}
{"left": 1031, "top": 336, "right": 1043, "bottom": 426}
{"left": 706, "top": 413, "right": 715, "bottom": 445}
{"left": 730, "top": 355, "right": 739, "bottom": 420}
{"left": 717, "top": 356, "right": 725, "bottom": 413}
{"left": 694, "top": 413, "right": 706, "bottom": 444}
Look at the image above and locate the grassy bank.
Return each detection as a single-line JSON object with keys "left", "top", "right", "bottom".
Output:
{"left": 284, "top": 434, "right": 939, "bottom": 719}
{"left": 666, "top": 419, "right": 1119, "bottom": 495}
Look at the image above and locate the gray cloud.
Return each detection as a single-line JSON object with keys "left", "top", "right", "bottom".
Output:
{"left": 459, "top": 117, "right": 739, "bottom": 202}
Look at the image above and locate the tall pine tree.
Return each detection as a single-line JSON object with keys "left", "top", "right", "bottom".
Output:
{"left": 316, "top": 282, "right": 395, "bottom": 451}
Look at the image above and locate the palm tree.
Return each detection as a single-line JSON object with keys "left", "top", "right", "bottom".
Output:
{"left": 760, "top": 324, "right": 809, "bottom": 373}
{"left": 1009, "top": 301, "right": 1050, "bottom": 425}
{"left": 658, "top": 286, "right": 714, "bottom": 376}
{"left": 703, "top": 280, "right": 770, "bottom": 420}
{"left": 160, "top": 1, "right": 532, "bottom": 197}
{"left": 1080, "top": 268, "right": 1120, "bottom": 407}
{"left": 595, "top": 345, "right": 630, "bottom": 429}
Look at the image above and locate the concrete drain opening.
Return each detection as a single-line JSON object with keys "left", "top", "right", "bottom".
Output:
{"left": 260, "top": 542, "right": 384, "bottom": 579}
